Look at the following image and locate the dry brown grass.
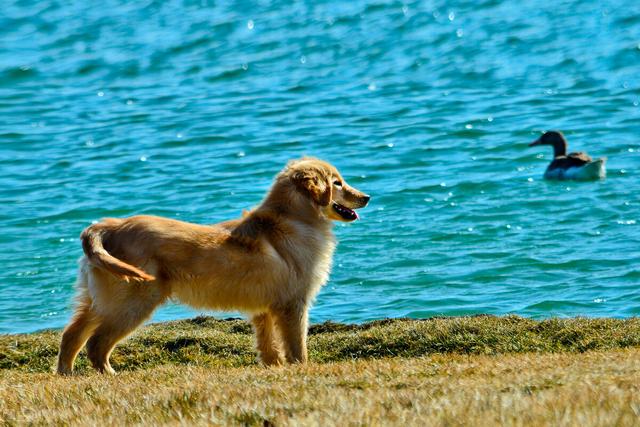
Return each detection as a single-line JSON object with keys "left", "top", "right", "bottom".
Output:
{"left": 1, "top": 316, "right": 640, "bottom": 425}
{"left": 1, "top": 350, "right": 639, "bottom": 426}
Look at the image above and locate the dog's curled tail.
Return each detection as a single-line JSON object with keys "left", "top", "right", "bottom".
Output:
{"left": 81, "top": 224, "right": 156, "bottom": 282}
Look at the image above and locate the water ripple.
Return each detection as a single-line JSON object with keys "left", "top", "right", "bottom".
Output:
{"left": 1, "top": 0, "right": 640, "bottom": 333}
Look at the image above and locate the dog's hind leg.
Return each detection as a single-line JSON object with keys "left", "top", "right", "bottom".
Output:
{"left": 85, "top": 289, "right": 166, "bottom": 374}
{"left": 85, "top": 321, "right": 135, "bottom": 374}
{"left": 56, "top": 291, "right": 99, "bottom": 375}
{"left": 251, "top": 312, "right": 284, "bottom": 366}
{"left": 272, "top": 302, "right": 309, "bottom": 363}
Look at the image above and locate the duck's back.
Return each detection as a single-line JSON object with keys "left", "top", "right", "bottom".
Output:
{"left": 568, "top": 151, "right": 592, "bottom": 163}
{"left": 547, "top": 152, "right": 592, "bottom": 171}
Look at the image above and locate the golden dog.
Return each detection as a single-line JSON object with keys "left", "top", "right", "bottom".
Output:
{"left": 56, "top": 157, "right": 369, "bottom": 374}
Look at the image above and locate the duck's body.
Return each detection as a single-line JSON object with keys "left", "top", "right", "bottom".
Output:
{"left": 543, "top": 157, "right": 606, "bottom": 180}
{"left": 530, "top": 131, "right": 606, "bottom": 181}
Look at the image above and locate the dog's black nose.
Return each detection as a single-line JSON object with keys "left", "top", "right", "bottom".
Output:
{"left": 362, "top": 194, "right": 371, "bottom": 204}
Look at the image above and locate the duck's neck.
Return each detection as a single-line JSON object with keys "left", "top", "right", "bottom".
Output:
{"left": 551, "top": 140, "right": 567, "bottom": 157}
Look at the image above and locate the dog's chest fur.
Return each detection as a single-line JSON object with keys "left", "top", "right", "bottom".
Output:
{"left": 275, "top": 220, "right": 336, "bottom": 299}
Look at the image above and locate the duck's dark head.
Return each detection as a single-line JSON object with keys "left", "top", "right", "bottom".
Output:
{"left": 529, "top": 130, "right": 567, "bottom": 156}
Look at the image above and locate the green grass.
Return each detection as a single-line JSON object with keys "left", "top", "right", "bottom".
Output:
{"left": 2, "top": 315, "right": 639, "bottom": 373}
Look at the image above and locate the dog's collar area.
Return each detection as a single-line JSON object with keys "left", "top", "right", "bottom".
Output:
{"left": 332, "top": 202, "right": 358, "bottom": 221}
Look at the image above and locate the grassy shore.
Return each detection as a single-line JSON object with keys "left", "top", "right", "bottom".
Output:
{"left": 1, "top": 315, "right": 640, "bottom": 425}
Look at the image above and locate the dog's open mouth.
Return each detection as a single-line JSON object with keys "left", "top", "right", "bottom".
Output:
{"left": 332, "top": 202, "right": 358, "bottom": 221}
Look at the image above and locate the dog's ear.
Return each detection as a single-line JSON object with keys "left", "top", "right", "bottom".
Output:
{"left": 291, "top": 167, "right": 332, "bottom": 206}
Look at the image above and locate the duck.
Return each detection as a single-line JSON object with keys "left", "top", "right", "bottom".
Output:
{"left": 529, "top": 131, "right": 606, "bottom": 180}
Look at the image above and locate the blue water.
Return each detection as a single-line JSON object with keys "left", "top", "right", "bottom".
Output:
{"left": 1, "top": 0, "right": 640, "bottom": 334}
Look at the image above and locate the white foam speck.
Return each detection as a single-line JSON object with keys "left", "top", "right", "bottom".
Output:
{"left": 616, "top": 220, "right": 636, "bottom": 225}
{"left": 237, "top": 151, "right": 245, "bottom": 157}
{"left": 448, "top": 11, "right": 455, "bottom": 21}
{"left": 247, "top": 20, "right": 254, "bottom": 30}
{"left": 456, "top": 29, "right": 463, "bottom": 37}
{"left": 97, "top": 91, "right": 104, "bottom": 97}
{"left": 465, "top": 124, "right": 473, "bottom": 129}
{"left": 368, "top": 83, "right": 377, "bottom": 91}
{"left": 140, "top": 156, "right": 147, "bottom": 162}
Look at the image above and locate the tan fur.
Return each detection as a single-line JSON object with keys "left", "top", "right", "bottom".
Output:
{"left": 57, "top": 158, "right": 369, "bottom": 374}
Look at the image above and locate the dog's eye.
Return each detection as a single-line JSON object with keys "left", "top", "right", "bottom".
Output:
{"left": 333, "top": 180, "right": 342, "bottom": 187}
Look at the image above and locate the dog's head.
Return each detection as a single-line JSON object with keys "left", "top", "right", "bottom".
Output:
{"left": 282, "top": 157, "right": 370, "bottom": 222}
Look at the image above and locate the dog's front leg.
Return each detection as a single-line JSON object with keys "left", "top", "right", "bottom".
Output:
{"left": 251, "top": 312, "right": 284, "bottom": 366}
{"left": 272, "top": 301, "right": 308, "bottom": 363}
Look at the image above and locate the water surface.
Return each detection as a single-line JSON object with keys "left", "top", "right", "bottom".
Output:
{"left": 1, "top": 0, "right": 639, "bottom": 333}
